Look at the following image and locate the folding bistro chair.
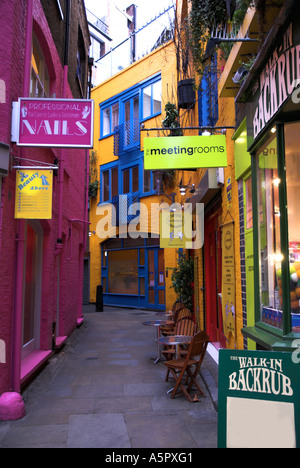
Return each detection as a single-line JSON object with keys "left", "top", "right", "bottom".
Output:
{"left": 161, "top": 316, "right": 197, "bottom": 360}
{"left": 164, "top": 330, "right": 209, "bottom": 402}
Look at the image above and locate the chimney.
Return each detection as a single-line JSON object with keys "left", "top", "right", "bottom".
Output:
{"left": 126, "top": 4, "right": 136, "bottom": 63}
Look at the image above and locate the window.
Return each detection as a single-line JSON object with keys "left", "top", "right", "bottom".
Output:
{"left": 102, "top": 166, "right": 119, "bottom": 202}
{"left": 77, "top": 28, "right": 86, "bottom": 95}
{"left": 102, "top": 170, "right": 109, "bottom": 202}
{"left": 90, "top": 36, "right": 105, "bottom": 62}
{"left": 122, "top": 166, "right": 139, "bottom": 194}
{"left": 102, "top": 102, "right": 119, "bottom": 137}
{"left": 285, "top": 123, "right": 300, "bottom": 319}
{"left": 142, "top": 79, "right": 162, "bottom": 120}
{"left": 245, "top": 177, "right": 253, "bottom": 230}
{"left": 30, "top": 36, "right": 49, "bottom": 98}
{"left": 254, "top": 122, "right": 300, "bottom": 335}
{"left": 123, "top": 169, "right": 130, "bottom": 194}
{"left": 143, "top": 168, "right": 153, "bottom": 193}
{"left": 257, "top": 130, "right": 282, "bottom": 329}
{"left": 132, "top": 166, "right": 139, "bottom": 192}
{"left": 108, "top": 250, "right": 139, "bottom": 295}
{"left": 111, "top": 167, "right": 119, "bottom": 198}
{"left": 123, "top": 95, "right": 140, "bottom": 149}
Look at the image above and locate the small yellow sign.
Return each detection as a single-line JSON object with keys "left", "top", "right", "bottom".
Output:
{"left": 15, "top": 169, "right": 53, "bottom": 219}
{"left": 160, "top": 210, "right": 193, "bottom": 249}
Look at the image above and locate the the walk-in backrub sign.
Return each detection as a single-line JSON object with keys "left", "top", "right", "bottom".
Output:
{"left": 16, "top": 98, "right": 94, "bottom": 148}
{"left": 218, "top": 349, "right": 300, "bottom": 448}
{"left": 144, "top": 135, "right": 227, "bottom": 170}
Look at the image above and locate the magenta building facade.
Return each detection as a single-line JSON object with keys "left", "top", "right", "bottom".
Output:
{"left": 0, "top": 0, "right": 91, "bottom": 413}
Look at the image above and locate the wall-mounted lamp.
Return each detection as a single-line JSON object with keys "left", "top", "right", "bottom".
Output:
{"left": 179, "top": 182, "right": 195, "bottom": 196}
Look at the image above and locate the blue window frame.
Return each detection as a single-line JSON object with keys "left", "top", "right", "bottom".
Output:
{"left": 101, "top": 163, "right": 119, "bottom": 203}
{"left": 122, "top": 165, "right": 140, "bottom": 194}
{"left": 141, "top": 78, "right": 162, "bottom": 121}
{"left": 101, "top": 101, "right": 119, "bottom": 138}
{"left": 100, "top": 73, "right": 162, "bottom": 140}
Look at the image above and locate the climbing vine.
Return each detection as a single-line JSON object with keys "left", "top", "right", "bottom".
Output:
{"left": 189, "top": 0, "right": 266, "bottom": 76}
{"left": 89, "top": 150, "right": 99, "bottom": 199}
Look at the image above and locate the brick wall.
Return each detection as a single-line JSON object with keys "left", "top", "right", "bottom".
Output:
{"left": 0, "top": 0, "right": 90, "bottom": 394}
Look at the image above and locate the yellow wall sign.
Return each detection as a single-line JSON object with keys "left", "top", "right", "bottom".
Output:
{"left": 160, "top": 210, "right": 193, "bottom": 249}
{"left": 144, "top": 135, "right": 227, "bottom": 170}
{"left": 15, "top": 169, "right": 53, "bottom": 219}
{"left": 221, "top": 221, "right": 236, "bottom": 340}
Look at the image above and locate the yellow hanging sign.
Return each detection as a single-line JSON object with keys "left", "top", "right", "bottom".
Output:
{"left": 160, "top": 210, "right": 193, "bottom": 249}
{"left": 144, "top": 135, "right": 227, "bottom": 170}
{"left": 15, "top": 169, "right": 53, "bottom": 219}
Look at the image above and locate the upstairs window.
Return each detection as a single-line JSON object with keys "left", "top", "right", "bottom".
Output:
{"left": 142, "top": 79, "right": 162, "bottom": 120}
{"left": 102, "top": 166, "right": 119, "bottom": 202}
{"left": 102, "top": 102, "right": 120, "bottom": 137}
{"left": 122, "top": 166, "right": 139, "bottom": 194}
{"left": 30, "top": 36, "right": 49, "bottom": 98}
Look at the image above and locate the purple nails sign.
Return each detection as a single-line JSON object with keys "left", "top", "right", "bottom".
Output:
{"left": 16, "top": 98, "right": 94, "bottom": 148}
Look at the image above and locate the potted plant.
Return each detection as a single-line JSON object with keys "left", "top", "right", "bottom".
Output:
{"left": 171, "top": 251, "right": 194, "bottom": 312}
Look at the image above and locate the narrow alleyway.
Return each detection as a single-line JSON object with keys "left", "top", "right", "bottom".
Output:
{"left": 0, "top": 306, "right": 218, "bottom": 448}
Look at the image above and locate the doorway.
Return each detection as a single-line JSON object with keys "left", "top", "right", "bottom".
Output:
{"left": 204, "top": 208, "right": 226, "bottom": 348}
{"left": 22, "top": 221, "right": 43, "bottom": 360}
{"left": 146, "top": 248, "right": 165, "bottom": 310}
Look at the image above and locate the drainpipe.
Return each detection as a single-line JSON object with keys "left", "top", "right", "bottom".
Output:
{"left": 12, "top": 0, "right": 33, "bottom": 393}
{"left": 55, "top": 0, "right": 71, "bottom": 257}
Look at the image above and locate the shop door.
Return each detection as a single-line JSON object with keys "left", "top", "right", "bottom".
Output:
{"left": 146, "top": 248, "right": 165, "bottom": 310}
{"left": 204, "top": 213, "right": 226, "bottom": 348}
{"left": 22, "top": 221, "right": 43, "bottom": 359}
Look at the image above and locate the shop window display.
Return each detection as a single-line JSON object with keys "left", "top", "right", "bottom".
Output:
{"left": 257, "top": 130, "right": 282, "bottom": 329}
{"left": 285, "top": 123, "right": 300, "bottom": 332}
{"left": 257, "top": 124, "right": 300, "bottom": 332}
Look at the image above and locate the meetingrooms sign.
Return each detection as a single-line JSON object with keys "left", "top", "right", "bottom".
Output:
{"left": 144, "top": 135, "right": 227, "bottom": 170}
{"left": 16, "top": 98, "right": 94, "bottom": 148}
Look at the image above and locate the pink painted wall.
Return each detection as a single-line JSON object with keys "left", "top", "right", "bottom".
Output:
{"left": 0, "top": 0, "right": 87, "bottom": 394}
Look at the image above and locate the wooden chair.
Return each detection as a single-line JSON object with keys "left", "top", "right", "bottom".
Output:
{"left": 160, "top": 307, "right": 191, "bottom": 336}
{"left": 161, "top": 316, "right": 197, "bottom": 359}
{"left": 164, "top": 330, "right": 209, "bottom": 403}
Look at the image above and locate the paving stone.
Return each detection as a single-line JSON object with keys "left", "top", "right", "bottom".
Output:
{"left": 67, "top": 413, "right": 130, "bottom": 448}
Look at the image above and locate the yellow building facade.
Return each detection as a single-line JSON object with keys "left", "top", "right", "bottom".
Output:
{"left": 89, "top": 39, "right": 181, "bottom": 311}
{"left": 88, "top": 0, "right": 257, "bottom": 352}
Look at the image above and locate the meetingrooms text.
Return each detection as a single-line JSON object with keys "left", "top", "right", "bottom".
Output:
{"left": 147, "top": 145, "right": 225, "bottom": 156}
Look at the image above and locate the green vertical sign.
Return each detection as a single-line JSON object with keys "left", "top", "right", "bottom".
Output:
{"left": 218, "top": 349, "right": 300, "bottom": 448}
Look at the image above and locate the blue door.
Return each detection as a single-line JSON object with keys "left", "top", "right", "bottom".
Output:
{"left": 146, "top": 248, "right": 165, "bottom": 310}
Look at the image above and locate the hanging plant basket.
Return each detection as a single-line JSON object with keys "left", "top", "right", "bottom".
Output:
{"left": 178, "top": 79, "right": 195, "bottom": 109}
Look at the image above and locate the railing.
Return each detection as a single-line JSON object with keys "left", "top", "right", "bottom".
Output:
{"left": 114, "top": 119, "right": 140, "bottom": 156}
{"left": 111, "top": 191, "right": 141, "bottom": 226}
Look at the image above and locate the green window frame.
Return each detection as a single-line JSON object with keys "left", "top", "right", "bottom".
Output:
{"left": 246, "top": 123, "right": 300, "bottom": 350}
